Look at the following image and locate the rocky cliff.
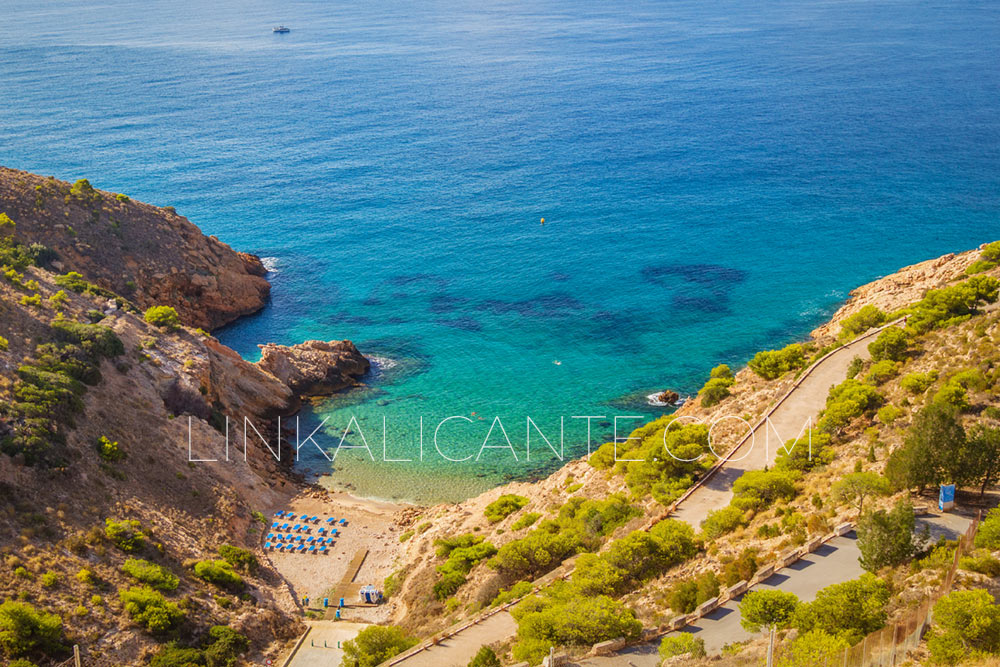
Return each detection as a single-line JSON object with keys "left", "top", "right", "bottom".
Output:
{"left": 258, "top": 339, "right": 370, "bottom": 396}
{"left": 0, "top": 166, "right": 270, "bottom": 329}
{"left": 0, "top": 169, "right": 372, "bottom": 666}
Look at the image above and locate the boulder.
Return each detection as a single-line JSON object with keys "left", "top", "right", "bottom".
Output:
{"left": 257, "top": 339, "right": 370, "bottom": 396}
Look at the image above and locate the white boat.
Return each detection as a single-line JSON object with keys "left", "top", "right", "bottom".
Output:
{"left": 272, "top": 26, "right": 290, "bottom": 33}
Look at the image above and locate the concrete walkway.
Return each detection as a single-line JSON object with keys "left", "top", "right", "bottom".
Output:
{"left": 287, "top": 621, "right": 368, "bottom": 667}
{"left": 392, "top": 611, "right": 518, "bottom": 667}
{"left": 389, "top": 323, "right": 900, "bottom": 666}
{"left": 579, "top": 513, "right": 973, "bottom": 666}
{"left": 672, "top": 328, "right": 889, "bottom": 530}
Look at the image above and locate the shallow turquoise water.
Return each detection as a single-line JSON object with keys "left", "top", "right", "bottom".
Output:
{"left": 2, "top": 0, "right": 998, "bottom": 501}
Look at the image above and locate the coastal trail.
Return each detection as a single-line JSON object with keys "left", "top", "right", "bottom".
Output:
{"left": 383, "top": 320, "right": 903, "bottom": 666}
{"left": 670, "top": 321, "right": 900, "bottom": 529}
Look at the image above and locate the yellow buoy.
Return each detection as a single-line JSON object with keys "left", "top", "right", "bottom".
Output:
{"left": 540, "top": 217, "right": 545, "bottom": 225}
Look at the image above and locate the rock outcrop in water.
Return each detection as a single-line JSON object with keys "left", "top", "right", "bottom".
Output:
{"left": 0, "top": 166, "right": 270, "bottom": 329}
{"left": 257, "top": 339, "right": 370, "bottom": 396}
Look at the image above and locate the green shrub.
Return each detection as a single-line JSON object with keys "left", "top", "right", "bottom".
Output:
{"left": 510, "top": 592, "right": 642, "bottom": 663}
{"left": 0, "top": 336, "right": 9, "bottom": 351}
{"left": 856, "top": 500, "right": 917, "bottom": 572}
{"left": 739, "top": 590, "right": 799, "bottom": 632}
{"left": 484, "top": 495, "right": 529, "bottom": 523}
{"left": 731, "top": 469, "right": 798, "bottom": 513}
{"left": 144, "top": 306, "right": 181, "bottom": 330}
{"left": 432, "top": 535, "right": 496, "bottom": 600}
{"left": 966, "top": 260, "right": 997, "bottom": 275}
{"left": 659, "top": 633, "right": 706, "bottom": 659}
{"left": 0, "top": 600, "right": 65, "bottom": 658}
{"left": 192, "top": 560, "right": 243, "bottom": 591}
{"left": 96, "top": 436, "right": 125, "bottom": 462}
{"left": 105, "top": 519, "right": 145, "bottom": 552}
{"left": 927, "top": 589, "right": 1000, "bottom": 665}
{"left": 398, "top": 530, "right": 414, "bottom": 542}
{"left": 511, "top": 512, "right": 541, "bottom": 531}
{"left": 204, "top": 626, "right": 249, "bottom": 667}
{"left": 490, "top": 529, "right": 579, "bottom": 580}
{"left": 608, "top": 416, "right": 713, "bottom": 505}
{"left": 721, "top": 548, "right": 759, "bottom": 586}
{"left": 39, "top": 572, "right": 60, "bottom": 589}
{"left": 903, "top": 275, "right": 1000, "bottom": 334}
{"left": 667, "top": 570, "right": 719, "bottom": 613}
{"left": 868, "top": 327, "right": 908, "bottom": 362}
{"left": 492, "top": 580, "right": 533, "bottom": 607}
{"left": 959, "top": 550, "right": 1000, "bottom": 577}
{"left": 76, "top": 569, "right": 96, "bottom": 586}
{"left": 702, "top": 506, "right": 747, "bottom": 539}
{"left": 877, "top": 404, "right": 904, "bottom": 425}
{"left": 780, "top": 629, "right": 851, "bottom": 667}
{"left": 121, "top": 559, "right": 179, "bottom": 591}
{"left": 846, "top": 356, "right": 864, "bottom": 379}
{"left": 150, "top": 646, "right": 205, "bottom": 667}
{"left": 975, "top": 508, "right": 1000, "bottom": 550}
{"left": 115, "top": 193, "right": 130, "bottom": 203}
{"left": 50, "top": 319, "right": 124, "bottom": 358}
{"left": 596, "top": 521, "right": 697, "bottom": 593}
{"left": 69, "top": 179, "right": 100, "bottom": 203}
{"left": 865, "top": 360, "right": 899, "bottom": 385}
{"left": 118, "top": 586, "right": 184, "bottom": 633}
{"left": 699, "top": 376, "right": 734, "bottom": 407}
{"left": 340, "top": 626, "right": 417, "bottom": 667}
{"left": 774, "top": 429, "right": 833, "bottom": 472}
{"left": 748, "top": 343, "right": 807, "bottom": 380}
{"left": 792, "top": 574, "right": 889, "bottom": 642}
{"left": 217, "top": 545, "right": 257, "bottom": 573}
{"left": 982, "top": 240, "right": 1000, "bottom": 262}
{"left": 468, "top": 646, "right": 501, "bottom": 667}
{"left": 818, "top": 379, "right": 882, "bottom": 433}
{"left": 838, "top": 305, "right": 886, "bottom": 340}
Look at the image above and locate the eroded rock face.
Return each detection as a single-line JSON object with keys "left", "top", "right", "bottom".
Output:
{"left": 0, "top": 166, "right": 270, "bottom": 330}
{"left": 257, "top": 339, "right": 370, "bottom": 396}
{"left": 811, "top": 249, "right": 981, "bottom": 339}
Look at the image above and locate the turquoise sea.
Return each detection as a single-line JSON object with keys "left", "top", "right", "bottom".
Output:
{"left": 2, "top": 0, "right": 998, "bottom": 502}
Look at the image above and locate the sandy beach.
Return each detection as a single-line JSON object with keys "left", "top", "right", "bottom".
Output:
{"left": 262, "top": 486, "right": 415, "bottom": 624}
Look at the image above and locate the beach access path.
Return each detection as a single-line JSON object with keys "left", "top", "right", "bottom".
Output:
{"left": 385, "top": 320, "right": 903, "bottom": 666}
{"left": 670, "top": 322, "right": 889, "bottom": 529}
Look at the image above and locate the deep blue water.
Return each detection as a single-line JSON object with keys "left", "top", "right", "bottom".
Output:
{"left": 2, "top": 0, "right": 998, "bottom": 502}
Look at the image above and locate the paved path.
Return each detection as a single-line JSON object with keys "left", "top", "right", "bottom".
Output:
{"left": 287, "top": 621, "right": 368, "bottom": 667}
{"left": 672, "top": 328, "right": 890, "bottom": 530}
{"left": 392, "top": 611, "right": 518, "bottom": 667}
{"left": 389, "top": 323, "right": 900, "bottom": 666}
{"left": 579, "top": 513, "right": 973, "bottom": 666}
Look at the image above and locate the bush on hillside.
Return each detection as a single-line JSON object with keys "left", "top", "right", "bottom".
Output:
{"left": 484, "top": 494, "right": 529, "bottom": 523}
{"left": 856, "top": 500, "right": 917, "bottom": 572}
{"left": 838, "top": 305, "right": 887, "bottom": 340}
{"left": 121, "top": 559, "right": 179, "bottom": 591}
{"left": 927, "top": 589, "right": 1000, "bottom": 665}
{"left": 659, "top": 633, "right": 706, "bottom": 659}
{"left": 340, "top": 626, "right": 417, "bottom": 667}
{"left": 144, "top": 305, "right": 181, "bottom": 330}
{"left": 105, "top": 518, "right": 146, "bottom": 552}
{"left": 748, "top": 343, "right": 807, "bottom": 380}
{"left": 118, "top": 586, "right": 184, "bottom": 634}
{"left": 0, "top": 601, "right": 65, "bottom": 659}
{"left": 192, "top": 560, "right": 243, "bottom": 591}
{"left": 792, "top": 574, "right": 889, "bottom": 642}
{"left": 868, "top": 327, "right": 909, "bottom": 362}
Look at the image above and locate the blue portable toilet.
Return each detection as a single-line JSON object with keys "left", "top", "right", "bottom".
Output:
{"left": 939, "top": 484, "right": 956, "bottom": 511}
{"left": 339, "top": 597, "right": 345, "bottom": 608}
{"left": 335, "top": 609, "right": 341, "bottom": 620}
{"left": 323, "top": 598, "right": 329, "bottom": 608}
